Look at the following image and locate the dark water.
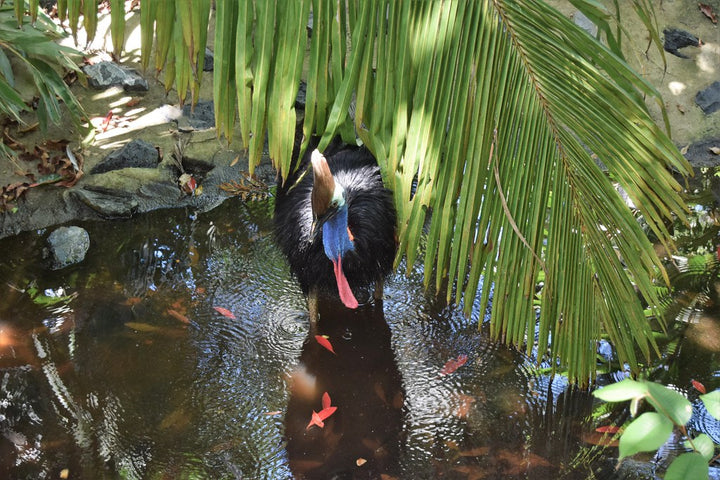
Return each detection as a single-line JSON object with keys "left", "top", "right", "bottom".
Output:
{"left": 0, "top": 196, "right": 713, "bottom": 479}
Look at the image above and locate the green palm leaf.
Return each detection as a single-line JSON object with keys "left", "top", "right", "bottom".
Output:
{"left": 129, "top": 0, "right": 691, "bottom": 383}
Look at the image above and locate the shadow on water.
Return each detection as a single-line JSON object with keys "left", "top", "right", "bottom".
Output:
{"left": 285, "top": 299, "right": 403, "bottom": 479}
{"left": 2, "top": 195, "right": 715, "bottom": 479}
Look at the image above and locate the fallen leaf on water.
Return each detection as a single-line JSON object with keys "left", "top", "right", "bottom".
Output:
{"left": 265, "top": 410, "right": 282, "bottom": 416}
{"left": 60, "top": 468, "right": 69, "bottom": 479}
{"left": 710, "top": 146, "right": 720, "bottom": 155}
{"left": 167, "top": 309, "right": 190, "bottom": 324}
{"left": 101, "top": 111, "right": 113, "bottom": 132}
{"left": 306, "top": 410, "right": 325, "bottom": 429}
{"left": 692, "top": 379, "right": 707, "bottom": 394}
{"left": 306, "top": 392, "right": 338, "bottom": 429}
{"left": 700, "top": 3, "right": 718, "bottom": 23}
{"left": 124, "top": 322, "right": 161, "bottom": 333}
{"left": 453, "top": 393, "right": 476, "bottom": 418}
{"left": 595, "top": 425, "right": 621, "bottom": 434}
{"left": 356, "top": 458, "right": 367, "bottom": 466}
{"left": 582, "top": 431, "right": 620, "bottom": 447}
{"left": 315, "top": 335, "right": 336, "bottom": 354}
{"left": 459, "top": 446, "right": 490, "bottom": 457}
{"left": 440, "top": 354, "right": 468, "bottom": 375}
{"left": 680, "top": 144, "right": 689, "bottom": 155}
{"left": 318, "top": 406, "right": 337, "bottom": 420}
{"left": 213, "top": 306, "right": 236, "bottom": 319}
{"left": 124, "top": 297, "right": 143, "bottom": 306}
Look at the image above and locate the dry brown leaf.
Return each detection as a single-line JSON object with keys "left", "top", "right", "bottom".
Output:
{"left": 166, "top": 309, "right": 190, "bottom": 324}
{"left": 709, "top": 146, "right": 720, "bottom": 155}
{"left": 700, "top": 3, "right": 718, "bottom": 23}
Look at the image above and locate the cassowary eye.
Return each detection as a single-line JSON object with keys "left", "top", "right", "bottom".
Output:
{"left": 330, "top": 200, "right": 339, "bottom": 208}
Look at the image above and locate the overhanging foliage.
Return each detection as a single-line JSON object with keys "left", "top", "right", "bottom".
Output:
{"left": 11, "top": 0, "right": 692, "bottom": 384}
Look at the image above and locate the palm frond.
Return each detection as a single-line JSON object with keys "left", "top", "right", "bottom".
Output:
{"left": 133, "top": 0, "right": 691, "bottom": 383}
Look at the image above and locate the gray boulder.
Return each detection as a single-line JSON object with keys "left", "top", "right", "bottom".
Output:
{"left": 696, "top": 81, "right": 720, "bottom": 115}
{"left": 82, "top": 62, "right": 149, "bottom": 92}
{"left": 91, "top": 139, "right": 160, "bottom": 174}
{"left": 46, "top": 226, "right": 90, "bottom": 269}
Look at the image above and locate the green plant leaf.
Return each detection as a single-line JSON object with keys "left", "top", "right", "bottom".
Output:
{"left": 700, "top": 390, "right": 720, "bottom": 420}
{"left": 618, "top": 412, "right": 672, "bottom": 459}
{"left": 645, "top": 382, "right": 692, "bottom": 426}
{"left": 685, "top": 433, "right": 715, "bottom": 462}
{"left": 0, "top": 47, "right": 14, "bottom": 87}
{"left": 664, "top": 452, "right": 709, "bottom": 480}
{"left": 593, "top": 379, "right": 648, "bottom": 402}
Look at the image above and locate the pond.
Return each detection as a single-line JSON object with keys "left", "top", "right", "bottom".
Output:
{"left": 0, "top": 195, "right": 716, "bottom": 479}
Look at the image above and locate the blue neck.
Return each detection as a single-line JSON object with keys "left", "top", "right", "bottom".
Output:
{"left": 322, "top": 206, "right": 354, "bottom": 261}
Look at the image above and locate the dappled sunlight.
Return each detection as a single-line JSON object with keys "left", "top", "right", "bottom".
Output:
{"left": 668, "top": 81, "right": 687, "bottom": 96}
{"left": 90, "top": 86, "right": 126, "bottom": 102}
{"left": 92, "top": 104, "right": 182, "bottom": 146}
{"left": 697, "top": 42, "right": 720, "bottom": 74}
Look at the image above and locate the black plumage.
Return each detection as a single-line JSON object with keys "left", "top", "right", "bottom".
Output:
{"left": 274, "top": 138, "right": 396, "bottom": 307}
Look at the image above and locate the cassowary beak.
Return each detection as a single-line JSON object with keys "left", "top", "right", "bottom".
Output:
{"left": 311, "top": 150, "right": 334, "bottom": 218}
{"left": 310, "top": 149, "right": 359, "bottom": 309}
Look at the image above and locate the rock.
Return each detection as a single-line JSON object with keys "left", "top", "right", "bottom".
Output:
{"left": 663, "top": 27, "right": 701, "bottom": 58}
{"left": 73, "top": 188, "right": 139, "bottom": 218}
{"left": 682, "top": 138, "right": 720, "bottom": 167}
{"left": 91, "top": 140, "right": 160, "bottom": 174}
{"left": 696, "top": 82, "right": 720, "bottom": 115}
{"left": 295, "top": 82, "right": 307, "bottom": 109}
{"left": 82, "top": 62, "right": 149, "bottom": 92}
{"left": 45, "top": 226, "right": 90, "bottom": 269}
{"left": 203, "top": 47, "right": 214, "bottom": 71}
{"left": 75, "top": 167, "right": 180, "bottom": 217}
{"left": 574, "top": 11, "right": 598, "bottom": 37}
{"left": 180, "top": 100, "right": 215, "bottom": 131}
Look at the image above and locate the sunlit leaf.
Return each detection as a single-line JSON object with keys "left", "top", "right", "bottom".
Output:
{"left": 700, "top": 390, "right": 720, "bottom": 419}
{"left": 593, "top": 379, "right": 648, "bottom": 402}
{"left": 645, "top": 382, "right": 692, "bottom": 426}
{"left": 110, "top": 0, "right": 126, "bottom": 58}
{"left": 685, "top": 433, "right": 714, "bottom": 462}
{"left": 618, "top": 412, "right": 672, "bottom": 459}
{"left": 664, "top": 452, "right": 709, "bottom": 480}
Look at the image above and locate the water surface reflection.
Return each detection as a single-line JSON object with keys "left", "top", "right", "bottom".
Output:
{"left": 0, "top": 199, "right": 611, "bottom": 479}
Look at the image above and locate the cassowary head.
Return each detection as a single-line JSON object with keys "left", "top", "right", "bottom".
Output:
{"left": 310, "top": 149, "right": 359, "bottom": 309}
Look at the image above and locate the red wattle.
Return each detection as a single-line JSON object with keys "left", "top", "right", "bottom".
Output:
{"left": 333, "top": 255, "right": 359, "bottom": 309}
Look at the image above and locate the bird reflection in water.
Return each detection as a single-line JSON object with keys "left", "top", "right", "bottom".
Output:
{"left": 284, "top": 298, "right": 404, "bottom": 479}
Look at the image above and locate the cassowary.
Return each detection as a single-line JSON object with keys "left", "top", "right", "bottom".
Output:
{"left": 274, "top": 138, "right": 396, "bottom": 321}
